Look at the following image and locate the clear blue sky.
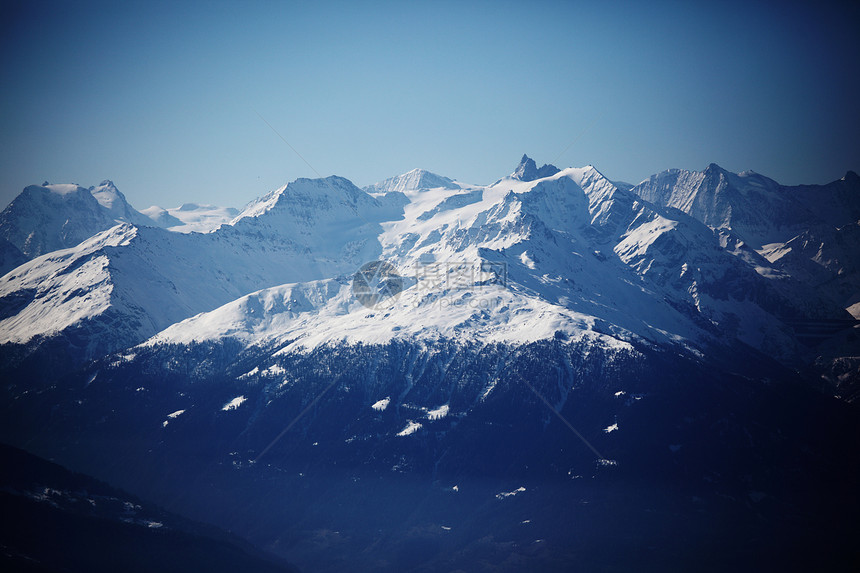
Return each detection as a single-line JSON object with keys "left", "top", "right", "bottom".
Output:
{"left": 1, "top": 0, "right": 858, "bottom": 210}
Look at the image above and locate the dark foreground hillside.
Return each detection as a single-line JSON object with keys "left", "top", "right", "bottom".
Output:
{"left": 3, "top": 338, "right": 860, "bottom": 572}
{"left": 0, "top": 443, "right": 300, "bottom": 573}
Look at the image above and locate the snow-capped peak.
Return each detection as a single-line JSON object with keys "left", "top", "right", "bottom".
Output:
{"left": 89, "top": 180, "right": 121, "bottom": 209}
{"left": 0, "top": 180, "right": 154, "bottom": 262}
{"left": 364, "top": 169, "right": 460, "bottom": 194}
{"left": 234, "top": 175, "right": 375, "bottom": 222}
{"left": 42, "top": 183, "right": 83, "bottom": 196}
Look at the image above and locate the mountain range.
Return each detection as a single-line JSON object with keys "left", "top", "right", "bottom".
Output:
{"left": 1, "top": 155, "right": 858, "bottom": 571}
{"left": 0, "top": 180, "right": 238, "bottom": 275}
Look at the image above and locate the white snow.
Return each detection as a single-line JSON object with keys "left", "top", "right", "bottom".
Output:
{"left": 364, "top": 168, "right": 460, "bottom": 194}
{"left": 0, "top": 228, "right": 130, "bottom": 345}
{"left": 134, "top": 163, "right": 719, "bottom": 357}
{"left": 44, "top": 183, "right": 80, "bottom": 195}
{"left": 261, "top": 364, "right": 285, "bottom": 377}
{"left": 426, "top": 404, "right": 449, "bottom": 420}
{"left": 396, "top": 421, "right": 422, "bottom": 436}
{"left": 4, "top": 160, "right": 823, "bottom": 368}
{"left": 496, "top": 486, "right": 526, "bottom": 500}
{"left": 372, "top": 397, "right": 390, "bottom": 411}
{"left": 141, "top": 203, "right": 239, "bottom": 233}
{"left": 222, "top": 396, "right": 246, "bottom": 411}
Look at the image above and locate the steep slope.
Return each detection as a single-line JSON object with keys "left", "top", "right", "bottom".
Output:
{"left": 633, "top": 165, "right": 860, "bottom": 249}
{"left": 0, "top": 176, "right": 394, "bottom": 362}
{"left": 149, "top": 163, "right": 825, "bottom": 366}
{"left": 0, "top": 181, "right": 154, "bottom": 261}
{"left": 510, "top": 153, "right": 561, "bottom": 182}
{"left": 89, "top": 180, "right": 155, "bottom": 228}
{"left": 633, "top": 164, "right": 859, "bottom": 326}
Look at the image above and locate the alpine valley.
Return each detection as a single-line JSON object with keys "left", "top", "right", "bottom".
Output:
{"left": 1, "top": 156, "right": 858, "bottom": 572}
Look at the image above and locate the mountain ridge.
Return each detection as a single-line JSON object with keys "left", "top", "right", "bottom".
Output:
{"left": 0, "top": 157, "right": 857, "bottom": 391}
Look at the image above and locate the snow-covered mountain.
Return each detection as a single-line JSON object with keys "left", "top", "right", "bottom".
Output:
{"left": 0, "top": 176, "right": 397, "bottom": 361}
{"left": 0, "top": 180, "right": 153, "bottom": 269}
{"left": 2, "top": 156, "right": 859, "bottom": 572}
{"left": 147, "top": 160, "right": 845, "bottom": 369}
{"left": 632, "top": 164, "right": 860, "bottom": 249}
{"left": 633, "top": 165, "right": 860, "bottom": 318}
{"left": 1, "top": 159, "right": 853, "bottom": 369}
{"left": 140, "top": 203, "right": 239, "bottom": 233}
{"left": 362, "top": 168, "right": 460, "bottom": 194}
{"left": 0, "top": 180, "right": 242, "bottom": 277}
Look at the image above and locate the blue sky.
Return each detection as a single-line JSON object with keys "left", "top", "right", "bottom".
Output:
{"left": 1, "top": 0, "right": 858, "bottom": 210}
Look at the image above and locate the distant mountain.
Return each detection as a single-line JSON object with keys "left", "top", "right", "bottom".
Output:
{"left": 511, "top": 154, "right": 561, "bottom": 182}
{"left": 89, "top": 180, "right": 155, "bottom": 228}
{"left": 633, "top": 165, "right": 860, "bottom": 316}
{"left": 632, "top": 165, "right": 860, "bottom": 249}
{"left": 0, "top": 176, "right": 396, "bottom": 364}
{"left": 149, "top": 163, "right": 830, "bottom": 367}
{"left": 139, "top": 205, "right": 185, "bottom": 228}
{"left": 363, "top": 168, "right": 460, "bottom": 193}
{"left": 0, "top": 181, "right": 243, "bottom": 276}
{"left": 0, "top": 443, "right": 299, "bottom": 573}
{"left": 140, "top": 203, "right": 239, "bottom": 233}
{"left": 0, "top": 181, "right": 154, "bottom": 268}
{"left": 1, "top": 160, "right": 854, "bottom": 371}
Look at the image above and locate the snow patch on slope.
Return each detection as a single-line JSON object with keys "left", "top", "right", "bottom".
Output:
{"left": 222, "top": 396, "right": 246, "bottom": 411}
{"left": 372, "top": 397, "right": 390, "bottom": 411}
{"left": 396, "top": 421, "right": 422, "bottom": 436}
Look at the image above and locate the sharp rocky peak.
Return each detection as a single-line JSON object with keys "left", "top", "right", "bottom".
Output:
{"left": 512, "top": 154, "right": 561, "bottom": 182}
